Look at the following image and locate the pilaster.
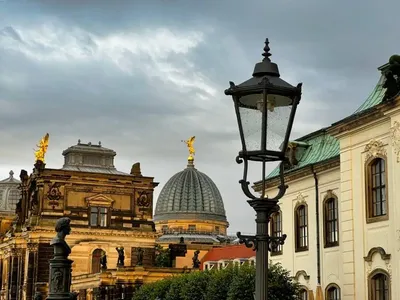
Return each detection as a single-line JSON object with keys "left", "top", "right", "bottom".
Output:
{"left": 339, "top": 146, "right": 355, "bottom": 299}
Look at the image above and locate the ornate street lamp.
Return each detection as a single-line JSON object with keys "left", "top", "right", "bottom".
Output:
{"left": 225, "top": 38, "right": 302, "bottom": 300}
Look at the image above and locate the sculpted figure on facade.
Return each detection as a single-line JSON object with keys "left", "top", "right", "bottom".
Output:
{"left": 192, "top": 250, "right": 200, "bottom": 269}
{"left": 116, "top": 247, "right": 125, "bottom": 267}
{"left": 100, "top": 251, "right": 107, "bottom": 270}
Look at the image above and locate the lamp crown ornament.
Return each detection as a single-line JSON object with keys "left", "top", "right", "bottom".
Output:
{"left": 262, "top": 38, "right": 271, "bottom": 62}
{"left": 252, "top": 39, "right": 280, "bottom": 78}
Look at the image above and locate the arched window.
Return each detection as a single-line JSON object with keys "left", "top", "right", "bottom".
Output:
{"left": 366, "top": 157, "right": 387, "bottom": 222}
{"left": 369, "top": 270, "right": 390, "bottom": 300}
{"left": 7, "top": 189, "right": 19, "bottom": 211}
{"left": 91, "top": 249, "right": 103, "bottom": 274}
{"left": 324, "top": 197, "right": 339, "bottom": 247}
{"left": 298, "top": 288, "right": 308, "bottom": 300}
{"left": 270, "top": 211, "right": 282, "bottom": 255}
{"left": 326, "top": 284, "right": 341, "bottom": 300}
{"left": 295, "top": 204, "right": 308, "bottom": 251}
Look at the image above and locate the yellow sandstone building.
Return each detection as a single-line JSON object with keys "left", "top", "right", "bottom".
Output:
{"left": 0, "top": 139, "right": 190, "bottom": 300}
{"left": 0, "top": 135, "right": 231, "bottom": 300}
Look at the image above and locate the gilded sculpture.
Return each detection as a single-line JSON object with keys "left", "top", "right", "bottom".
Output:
{"left": 182, "top": 136, "right": 196, "bottom": 161}
{"left": 34, "top": 133, "right": 50, "bottom": 163}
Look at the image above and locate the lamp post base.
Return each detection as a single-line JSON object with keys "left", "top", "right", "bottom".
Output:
{"left": 237, "top": 198, "right": 287, "bottom": 300}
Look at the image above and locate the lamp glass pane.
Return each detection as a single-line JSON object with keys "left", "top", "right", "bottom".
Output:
{"left": 238, "top": 92, "right": 293, "bottom": 152}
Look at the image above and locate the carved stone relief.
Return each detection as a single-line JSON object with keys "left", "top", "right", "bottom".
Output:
{"left": 296, "top": 192, "right": 305, "bottom": 202}
{"left": 390, "top": 121, "right": 400, "bottom": 163}
{"left": 51, "top": 268, "right": 64, "bottom": 293}
{"left": 364, "top": 140, "right": 387, "bottom": 161}
{"left": 27, "top": 243, "right": 39, "bottom": 253}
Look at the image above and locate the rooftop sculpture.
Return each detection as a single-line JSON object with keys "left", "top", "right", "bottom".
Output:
{"left": 34, "top": 133, "right": 49, "bottom": 163}
{"left": 182, "top": 136, "right": 196, "bottom": 161}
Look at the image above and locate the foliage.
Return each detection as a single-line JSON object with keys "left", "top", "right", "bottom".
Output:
{"left": 132, "top": 263, "right": 300, "bottom": 300}
{"left": 154, "top": 244, "right": 171, "bottom": 267}
{"left": 204, "top": 266, "right": 238, "bottom": 300}
{"left": 227, "top": 264, "right": 255, "bottom": 300}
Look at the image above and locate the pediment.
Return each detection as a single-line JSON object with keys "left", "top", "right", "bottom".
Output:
{"left": 85, "top": 194, "right": 115, "bottom": 207}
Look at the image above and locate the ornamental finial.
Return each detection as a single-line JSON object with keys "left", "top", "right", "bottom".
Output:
{"left": 182, "top": 136, "right": 196, "bottom": 162}
{"left": 262, "top": 38, "right": 272, "bottom": 62}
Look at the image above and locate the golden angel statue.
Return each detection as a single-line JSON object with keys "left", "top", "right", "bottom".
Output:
{"left": 182, "top": 136, "right": 196, "bottom": 160}
{"left": 34, "top": 133, "right": 50, "bottom": 162}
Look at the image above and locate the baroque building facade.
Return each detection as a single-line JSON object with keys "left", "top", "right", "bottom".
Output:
{"left": 254, "top": 62, "right": 400, "bottom": 300}
{"left": 0, "top": 141, "right": 180, "bottom": 300}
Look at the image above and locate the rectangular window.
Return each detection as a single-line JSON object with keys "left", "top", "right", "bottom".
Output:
{"left": 215, "top": 226, "right": 220, "bottom": 234}
{"left": 325, "top": 198, "right": 339, "bottom": 247}
{"left": 296, "top": 205, "right": 308, "bottom": 251}
{"left": 161, "top": 225, "right": 169, "bottom": 232}
{"left": 89, "top": 207, "right": 108, "bottom": 227}
{"left": 90, "top": 207, "right": 99, "bottom": 226}
{"left": 188, "top": 225, "right": 196, "bottom": 232}
{"left": 368, "top": 158, "right": 387, "bottom": 221}
{"left": 271, "top": 212, "right": 282, "bottom": 255}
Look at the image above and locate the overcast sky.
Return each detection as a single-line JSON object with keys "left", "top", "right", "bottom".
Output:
{"left": 0, "top": 0, "right": 398, "bottom": 234}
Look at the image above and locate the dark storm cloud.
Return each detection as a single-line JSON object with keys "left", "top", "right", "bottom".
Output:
{"left": 1, "top": 0, "right": 399, "bottom": 234}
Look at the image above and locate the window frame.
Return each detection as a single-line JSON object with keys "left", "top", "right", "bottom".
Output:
{"left": 325, "top": 283, "right": 341, "bottom": 300}
{"left": 89, "top": 206, "right": 109, "bottom": 228}
{"left": 368, "top": 269, "right": 391, "bottom": 300}
{"left": 365, "top": 156, "right": 389, "bottom": 224}
{"left": 270, "top": 211, "right": 283, "bottom": 256}
{"left": 295, "top": 204, "right": 309, "bottom": 252}
{"left": 298, "top": 287, "right": 309, "bottom": 300}
{"left": 323, "top": 195, "right": 339, "bottom": 248}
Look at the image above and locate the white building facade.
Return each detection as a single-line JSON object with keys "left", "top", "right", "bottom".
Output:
{"left": 255, "top": 63, "right": 400, "bottom": 300}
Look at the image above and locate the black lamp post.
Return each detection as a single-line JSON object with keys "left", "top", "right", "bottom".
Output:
{"left": 225, "top": 38, "right": 302, "bottom": 300}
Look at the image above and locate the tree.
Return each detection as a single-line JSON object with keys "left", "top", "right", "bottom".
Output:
{"left": 132, "top": 262, "right": 300, "bottom": 300}
{"left": 227, "top": 264, "right": 255, "bottom": 300}
{"left": 205, "top": 266, "right": 238, "bottom": 300}
{"left": 181, "top": 271, "right": 210, "bottom": 300}
{"left": 154, "top": 244, "right": 171, "bottom": 267}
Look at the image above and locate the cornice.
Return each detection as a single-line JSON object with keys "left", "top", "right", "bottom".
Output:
{"left": 328, "top": 98, "right": 400, "bottom": 139}
{"left": 29, "top": 227, "right": 160, "bottom": 239}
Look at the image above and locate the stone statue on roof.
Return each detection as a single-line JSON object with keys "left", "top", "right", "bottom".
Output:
{"left": 383, "top": 55, "right": 400, "bottom": 101}
{"left": 34, "top": 133, "right": 49, "bottom": 163}
{"left": 192, "top": 250, "right": 200, "bottom": 269}
{"left": 182, "top": 136, "right": 196, "bottom": 161}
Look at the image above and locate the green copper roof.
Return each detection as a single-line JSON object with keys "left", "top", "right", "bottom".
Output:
{"left": 266, "top": 129, "right": 340, "bottom": 179}
{"left": 265, "top": 65, "right": 387, "bottom": 181}
{"left": 353, "top": 74, "right": 386, "bottom": 114}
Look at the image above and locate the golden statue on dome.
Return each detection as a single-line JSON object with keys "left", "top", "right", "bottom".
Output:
{"left": 34, "top": 133, "right": 50, "bottom": 162}
{"left": 182, "top": 136, "right": 195, "bottom": 161}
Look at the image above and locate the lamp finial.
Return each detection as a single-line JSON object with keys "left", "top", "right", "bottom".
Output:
{"left": 262, "top": 38, "right": 272, "bottom": 62}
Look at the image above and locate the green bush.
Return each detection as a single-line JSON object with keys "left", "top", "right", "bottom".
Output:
{"left": 132, "top": 263, "right": 300, "bottom": 300}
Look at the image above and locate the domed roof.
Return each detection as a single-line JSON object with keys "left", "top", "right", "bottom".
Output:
{"left": 154, "top": 160, "right": 227, "bottom": 223}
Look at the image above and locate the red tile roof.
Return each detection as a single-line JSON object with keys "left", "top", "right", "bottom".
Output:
{"left": 200, "top": 244, "right": 255, "bottom": 269}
